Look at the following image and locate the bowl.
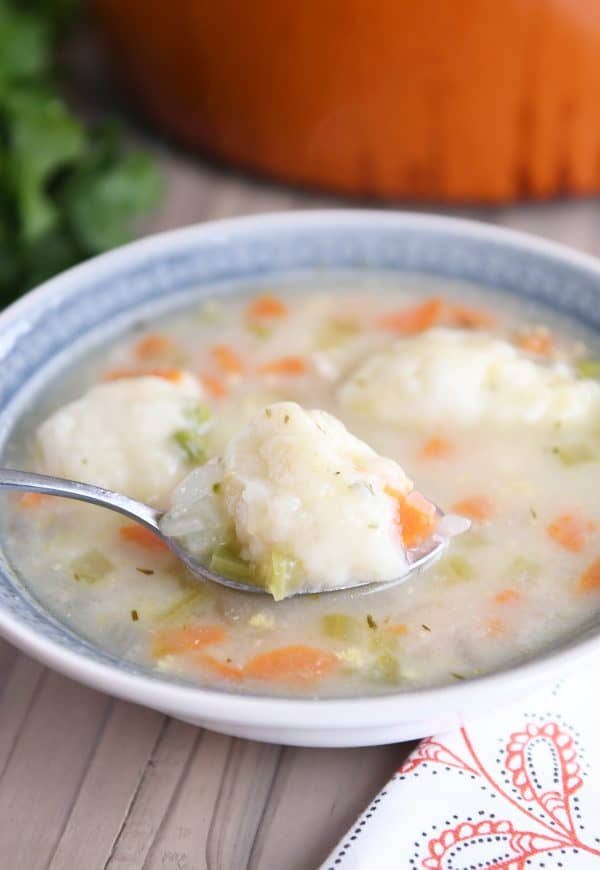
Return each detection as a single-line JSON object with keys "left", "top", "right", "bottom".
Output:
{"left": 1, "top": 210, "right": 600, "bottom": 747}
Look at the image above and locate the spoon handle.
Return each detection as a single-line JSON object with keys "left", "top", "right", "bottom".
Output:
{"left": 0, "top": 468, "right": 163, "bottom": 531}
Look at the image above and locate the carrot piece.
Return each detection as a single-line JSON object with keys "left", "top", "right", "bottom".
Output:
{"left": 386, "top": 486, "right": 437, "bottom": 549}
{"left": 258, "top": 356, "right": 307, "bottom": 376}
{"left": 19, "top": 492, "right": 52, "bottom": 509}
{"left": 244, "top": 644, "right": 338, "bottom": 684}
{"left": 547, "top": 513, "right": 596, "bottom": 553}
{"left": 420, "top": 436, "right": 454, "bottom": 459}
{"left": 452, "top": 496, "right": 493, "bottom": 521}
{"left": 447, "top": 304, "right": 495, "bottom": 329}
{"left": 247, "top": 294, "right": 288, "bottom": 319}
{"left": 386, "top": 623, "right": 408, "bottom": 635}
{"left": 494, "top": 588, "right": 521, "bottom": 604}
{"left": 377, "top": 297, "right": 444, "bottom": 334}
{"left": 119, "top": 524, "right": 170, "bottom": 552}
{"left": 211, "top": 344, "right": 243, "bottom": 375}
{"left": 200, "top": 373, "right": 228, "bottom": 398}
{"left": 577, "top": 557, "right": 600, "bottom": 592}
{"left": 198, "top": 652, "right": 244, "bottom": 681}
{"left": 153, "top": 625, "right": 227, "bottom": 658}
{"left": 103, "top": 367, "right": 184, "bottom": 383}
{"left": 516, "top": 329, "right": 555, "bottom": 358}
{"left": 134, "top": 333, "right": 172, "bottom": 359}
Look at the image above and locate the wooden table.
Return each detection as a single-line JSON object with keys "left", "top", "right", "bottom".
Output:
{"left": 2, "top": 147, "right": 600, "bottom": 868}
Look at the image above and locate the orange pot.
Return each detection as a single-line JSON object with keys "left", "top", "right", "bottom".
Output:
{"left": 91, "top": 0, "right": 600, "bottom": 203}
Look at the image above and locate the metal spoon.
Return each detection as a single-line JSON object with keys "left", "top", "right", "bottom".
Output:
{"left": 0, "top": 468, "right": 453, "bottom": 597}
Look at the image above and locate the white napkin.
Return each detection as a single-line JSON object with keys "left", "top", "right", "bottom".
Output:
{"left": 319, "top": 670, "right": 600, "bottom": 869}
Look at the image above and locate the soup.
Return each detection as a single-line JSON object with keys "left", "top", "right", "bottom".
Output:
{"left": 3, "top": 282, "right": 600, "bottom": 697}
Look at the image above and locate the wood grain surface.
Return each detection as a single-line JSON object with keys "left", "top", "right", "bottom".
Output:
{"left": 1, "top": 140, "right": 600, "bottom": 868}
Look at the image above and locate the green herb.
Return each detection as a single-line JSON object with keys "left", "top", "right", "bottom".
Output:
{"left": 421, "top": 623, "right": 432, "bottom": 632}
{"left": 131, "top": 609, "right": 139, "bottom": 622}
{"left": 212, "top": 482, "right": 222, "bottom": 494}
{"left": 551, "top": 444, "right": 596, "bottom": 467}
{"left": 0, "top": 0, "right": 160, "bottom": 304}
{"left": 70, "top": 549, "right": 114, "bottom": 584}
{"left": 173, "top": 428, "right": 210, "bottom": 464}
{"left": 576, "top": 358, "right": 600, "bottom": 380}
{"left": 450, "top": 671, "right": 465, "bottom": 680}
{"left": 136, "top": 567, "right": 154, "bottom": 575}
{"left": 366, "top": 614, "right": 377, "bottom": 629}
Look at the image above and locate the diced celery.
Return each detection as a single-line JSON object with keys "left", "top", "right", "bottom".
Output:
{"left": 156, "top": 588, "right": 209, "bottom": 623}
{"left": 70, "top": 549, "right": 114, "bottom": 584}
{"left": 458, "top": 531, "right": 488, "bottom": 549}
{"left": 197, "top": 300, "right": 222, "bottom": 323}
{"left": 551, "top": 444, "right": 596, "bottom": 467}
{"left": 186, "top": 402, "right": 212, "bottom": 425}
{"left": 576, "top": 358, "right": 600, "bottom": 380}
{"left": 173, "top": 429, "right": 210, "bottom": 464}
{"left": 209, "top": 544, "right": 256, "bottom": 584}
{"left": 371, "top": 652, "right": 401, "bottom": 684}
{"left": 246, "top": 321, "right": 271, "bottom": 339}
{"left": 321, "top": 613, "right": 358, "bottom": 641}
{"left": 369, "top": 629, "right": 399, "bottom": 655}
{"left": 316, "top": 318, "right": 358, "bottom": 350}
{"left": 261, "top": 551, "right": 302, "bottom": 601}
{"left": 439, "top": 554, "right": 475, "bottom": 585}
{"left": 505, "top": 556, "right": 540, "bottom": 582}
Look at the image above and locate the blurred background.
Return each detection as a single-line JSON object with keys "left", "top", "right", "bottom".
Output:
{"left": 4, "top": 0, "right": 600, "bottom": 307}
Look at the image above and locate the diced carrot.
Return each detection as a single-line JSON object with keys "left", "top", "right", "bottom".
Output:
{"left": 516, "top": 329, "right": 555, "bottom": 358}
{"left": 377, "top": 297, "right": 444, "bottom": 334}
{"left": 119, "top": 524, "right": 171, "bottom": 552}
{"left": 386, "top": 486, "right": 437, "bottom": 549}
{"left": 577, "top": 557, "right": 600, "bottom": 593}
{"left": 452, "top": 496, "right": 493, "bottom": 521}
{"left": 244, "top": 644, "right": 338, "bottom": 684}
{"left": 487, "top": 617, "right": 505, "bottom": 636}
{"left": 200, "top": 373, "right": 228, "bottom": 398}
{"left": 494, "top": 588, "right": 521, "bottom": 604}
{"left": 447, "top": 304, "right": 495, "bottom": 330}
{"left": 152, "top": 625, "right": 227, "bottom": 658}
{"left": 247, "top": 294, "right": 288, "bottom": 319}
{"left": 420, "top": 436, "right": 454, "bottom": 460}
{"left": 19, "top": 492, "right": 52, "bottom": 509}
{"left": 258, "top": 356, "right": 307, "bottom": 376}
{"left": 547, "top": 513, "right": 596, "bottom": 553}
{"left": 211, "top": 344, "right": 243, "bottom": 376}
{"left": 103, "top": 367, "right": 184, "bottom": 384}
{"left": 198, "top": 652, "right": 244, "bottom": 681}
{"left": 134, "top": 333, "right": 172, "bottom": 359}
{"left": 386, "top": 623, "right": 408, "bottom": 635}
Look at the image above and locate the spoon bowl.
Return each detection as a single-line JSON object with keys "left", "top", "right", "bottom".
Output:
{"left": 0, "top": 467, "right": 452, "bottom": 597}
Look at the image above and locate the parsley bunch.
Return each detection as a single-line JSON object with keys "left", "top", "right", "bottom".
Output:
{"left": 0, "top": 0, "right": 161, "bottom": 303}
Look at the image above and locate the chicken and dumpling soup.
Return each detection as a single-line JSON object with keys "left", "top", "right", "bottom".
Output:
{"left": 3, "top": 281, "right": 600, "bottom": 697}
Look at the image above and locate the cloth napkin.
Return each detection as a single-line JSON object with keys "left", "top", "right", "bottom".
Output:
{"left": 319, "top": 670, "right": 600, "bottom": 869}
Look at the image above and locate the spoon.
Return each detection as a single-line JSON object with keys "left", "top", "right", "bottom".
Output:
{"left": 0, "top": 468, "right": 454, "bottom": 597}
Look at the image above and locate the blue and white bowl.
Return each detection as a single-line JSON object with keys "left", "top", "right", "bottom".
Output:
{"left": 1, "top": 210, "right": 599, "bottom": 747}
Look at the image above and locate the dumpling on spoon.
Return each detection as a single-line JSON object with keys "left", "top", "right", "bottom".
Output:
{"left": 161, "top": 401, "right": 467, "bottom": 600}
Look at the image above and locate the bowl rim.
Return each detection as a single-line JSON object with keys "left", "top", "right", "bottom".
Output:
{"left": 1, "top": 207, "right": 600, "bottom": 729}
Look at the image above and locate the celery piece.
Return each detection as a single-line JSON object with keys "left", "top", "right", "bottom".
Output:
{"left": 173, "top": 429, "right": 210, "bottom": 464}
{"left": 246, "top": 321, "right": 271, "bottom": 340}
{"left": 551, "top": 444, "right": 596, "bottom": 467}
{"left": 209, "top": 544, "right": 256, "bottom": 584}
{"left": 371, "top": 652, "right": 401, "bottom": 684}
{"left": 369, "top": 629, "right": 399, "bottom": 655}
{"left": 316, "top": 318, "right": 358, "bottom": 350}
{"left": 197, "top": 300, "right": 222, "bottom": 324}
{"left": 439, "top": 554, "right": 475, "bottom": 585}
{"left": 262, "top": 551, "right": 302, "bottom": 601}
{"left": 505, "top": 556, "right": 540, "bottom": 582}
{"left": 70, "top": 549, "right": 114, "bottom": 584}
{"left": 321, "top": 613, "right": 358, "bottom": 641}
{"left": 576, "top": 358, "right": 600, "bottom": 380}
{"left": 186, "top": 402, "right": 212, "bottom": 425}
{"left": 156, "top": 588, "right": 208, "bottom": 623}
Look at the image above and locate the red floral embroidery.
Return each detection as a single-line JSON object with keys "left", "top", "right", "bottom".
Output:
{"left": 396, "top": 720, "right": 600, "bottom": 868}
